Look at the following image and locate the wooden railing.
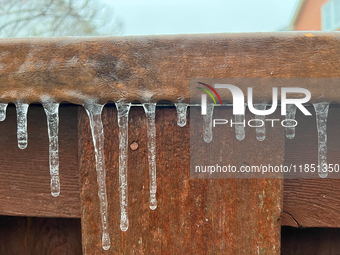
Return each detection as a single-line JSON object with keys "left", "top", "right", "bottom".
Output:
{"left": 0, "top": 33, "right": 340, "bottom": 254}
{"left": 0, "top": 33, "right": 340, "bottom": 104}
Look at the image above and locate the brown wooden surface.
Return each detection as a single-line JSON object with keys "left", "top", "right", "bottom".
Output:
{"left": 0, "top": 33, "right": 340, "bottom": 104}
{"left": 1, "top": 33, "right": 340, "bottom": 254}
{"left": 281, "top": 227, "right": 340, "bottom": 255}
{"left": 1, "top": 105, "right": 340, "bottom": 230}
{"left": 282, "top": 105, "right": 340, "bottom": 228}
{"left": 78, "top": 106, "right": 283, "bottom": 254}
{"left": 0, "top": 104, "right": 80, "bottom": 218}
{"left": 0, "top": 216, "right": 81, "bottom": 255}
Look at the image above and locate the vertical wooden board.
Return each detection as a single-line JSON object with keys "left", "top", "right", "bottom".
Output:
{"left": 78, "top": 106, "right": 283, "bottom": 254}
{"left": 0, "top": 216, "right": 28, "bottom": 255}
{"left": 27, "top": 217, "right": 82, "bottom": 255}
{"left": 281, "top": 227, "right": 340, "bottom": 255}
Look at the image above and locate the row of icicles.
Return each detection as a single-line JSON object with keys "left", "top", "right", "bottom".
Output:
{"left": 0, "top": 101, "right": 330, "bottom": 250}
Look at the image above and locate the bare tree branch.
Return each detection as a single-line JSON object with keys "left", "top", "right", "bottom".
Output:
{"left": 0, "top": 0, "right": 124, "bottom": 37}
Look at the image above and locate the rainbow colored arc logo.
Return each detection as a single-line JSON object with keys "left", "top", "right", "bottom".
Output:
{"left": 196, "top": 82, "right": 223, "bottom": 106}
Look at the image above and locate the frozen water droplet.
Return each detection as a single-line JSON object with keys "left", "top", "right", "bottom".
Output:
{"left": 116, "top": 102, "right": 131, "bottom": 231}
{"left": 254, "top": 103, "right": 267, "bottom": 141}
{"left": 15, "top": 102, "right": 29, "bottom": 149}
{"left": 42, "top": 101, "right": 60, "bottom": 197}
{"left": 313, "top": 102, "right": 330, "bottom": 178}
{"left": 50, "top": 176, "right": 60, "bottom": 197}
{"left": 0, "top": 103, "right": 8, "bottom": 121}
{"left": 175, "top": 103, "right": 188, "bottom": 127}
{"left": 102, "top": 232, "right": 111, "bottom": 251}
{"left": 83, "top": 102, "right": 110, "bottom": 249}
{"left": 285, "top": 104, "right": 297, "bottom": 139}
{"left": 142, "top": 103, "right": 158, "bottom": 210}
{"left": 203, "top": 104, "right": 214, "bottom": 143}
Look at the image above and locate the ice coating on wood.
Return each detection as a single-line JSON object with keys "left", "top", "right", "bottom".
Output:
{"left": 15, "top": 102, "right": 29, "bottom": 149}
{"left": 83, "top": 102, "right": 110, "bottom": 250}
{"left": 142, "top": 103, "right": 157, "bottom": 210}
{"left": 254, "top": 103, "right": 267, "bottom": 142}
{"left": 285, "top": 104, "right": 297, "bottom": 139}
{"left": 116, "top": 102, "right": 131, "bottom": 231}
{"left": 0, "top": 103, "right": 8, "bottom": 121}
{"left": 203, "top": 104, "right": 215, "bottom": 143}
{"left": 42, "top": 101, "right": 60, "bottom": 197}
{"left": 175, "top": 103, "right": 188, "bottom": 127}
{"left": 313, "top": 102, "right": 330, "bottom": 178}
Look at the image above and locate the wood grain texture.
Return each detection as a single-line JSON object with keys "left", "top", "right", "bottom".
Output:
{"left": 282, "top": 105, "right": 340, "bottom": 228}
{"left": 0, "top": 104, "right": 80, "bottom": 218}
{"left": 0, "top": 33, "right": 340, "bottom": 104}
{"left": 281, "top": 227, "right": 340, "bottom": 255}
{"left": 78, "top": 106, "right": 283, "bottom": 254}
{"left": 1, "top": 104, "right": 340, "bottom": 230}
{"left": 0, "top": 216, "right": 81, "bottom": 255}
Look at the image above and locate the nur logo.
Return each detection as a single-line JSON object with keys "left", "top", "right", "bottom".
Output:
{"left": 196, "top": 82, "right": 223, "bottom": 107}
{"left": 197, "top": 82, "right": 312, "bottom": 116}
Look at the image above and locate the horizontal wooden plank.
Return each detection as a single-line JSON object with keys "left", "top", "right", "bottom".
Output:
{"left": 282, "top": 105, "right": 340, "bottom": 228}
{"left": 0, "top": 33, "right": 340, "bottom": 104}
{"left": 0, "top": 105, "right": 340, "bottom": 229}
{"left": 0, "top": 104, "right": 80, "bottom": 218}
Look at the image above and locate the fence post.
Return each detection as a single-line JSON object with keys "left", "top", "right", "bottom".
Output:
{"left": 78, "top": 106, "right": 283, "bottom": 254}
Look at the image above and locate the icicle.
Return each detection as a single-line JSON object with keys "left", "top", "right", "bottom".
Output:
{"left": 313, "top": 102, "right": 330, "bottom": 178}
{"left": 285, "top": 104, "right": 297, "bottom": 139}
{"left": 142, "top": 103, "right": 157, "bottom": 210}
{"left": 203, "top": 104, "right": 215, "bottom": 143}
{"left": 0, "top": 103, "right": 8, "bottom": 121}
{"left": 116, "top": 102, "right": 131, "bottom": 231}
{"left": 15, "top": 102, "right": 29, "bottom": 149}
{"left": 42, "top": 101, "right": 60, "bottom": 197}
{"left": 235, "top": 110, "right": 245, "bottom": 141}
{"left": 83, "top": 102, "right": 110, "bottom": 250}
{"left": 174, "top": 103, "right": 188, "bottom": 127}
{"left": 254, "top": 103, "right": 267, "bottom": 142}
{"left": 235, "top": 115, "right": 245, "bottom": 141}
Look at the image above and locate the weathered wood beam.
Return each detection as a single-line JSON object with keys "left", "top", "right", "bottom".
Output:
{"left": 78, "top": 106, "right": 283, "bottom": 254}
{"left": 0, "top": 33, "right": 339, "bottom": 104}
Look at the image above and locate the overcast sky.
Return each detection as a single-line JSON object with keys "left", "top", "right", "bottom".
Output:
{"left": 104, "top": 0, "right": 300, "bottom": 36}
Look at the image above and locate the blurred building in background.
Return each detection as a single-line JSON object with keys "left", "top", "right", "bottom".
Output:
{"left": 286, "top": 0, "right": 340, "bottom": 31}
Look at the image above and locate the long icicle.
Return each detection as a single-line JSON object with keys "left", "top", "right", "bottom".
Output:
{"left": 313, "top": 102, "right": 330, "bottom": 178}
{"left": 42, "top": 101, "right": 60, "bottom": 197}
{"left": 174, "top": 103, "right": 188, "bottom": 127}
{"left": 0, "top": 103, "right": 8, "bottom": 121}
{"left": 285, "top": 104, "right": 297, "bottom": 139}
{"left": 142, "top": 103, "right": 157, "bottom": 210}
{"left": 254, "top": 103, "right": 267, "bottom": 141}
{"left": 84, "top": 102, "right": 110, "bottom": 250}
{"left": 116, "top": 102, "right": 131, "bottom": 231}
{"left": 203, "top": 103, "right": 215, "bottom": 143}
{"left": 15, "top": 102, "right": 29, "bottom": 149}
